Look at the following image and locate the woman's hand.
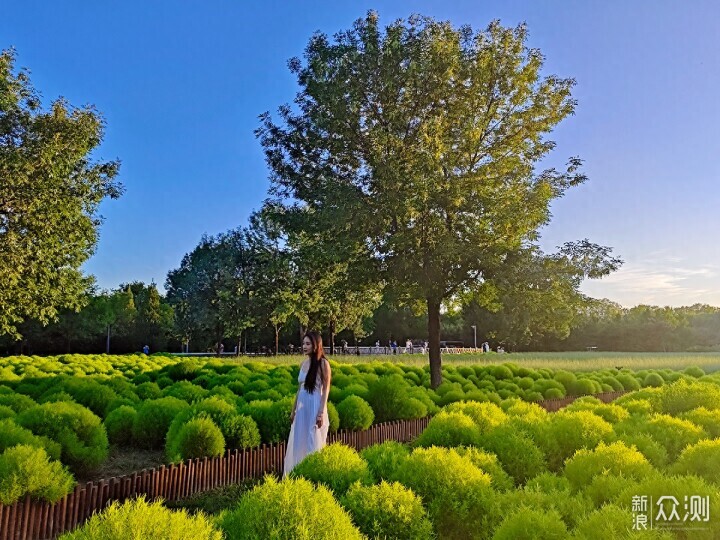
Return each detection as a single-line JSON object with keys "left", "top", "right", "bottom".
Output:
{"left": 316, "top": 412, "right": 324, "bottom": 428}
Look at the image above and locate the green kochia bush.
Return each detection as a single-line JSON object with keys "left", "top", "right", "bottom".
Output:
{"left": 444, "top": 400, "right": 507, "bottom": 433}
{"left": 414, "top": 411, "right": 481, "bottom": 448}
{"left": 170, "top": 417, "right": 225, "bottom": 461}
{"left": 218, "top": 476, "right": 363, "bottom": 540}
{"left": 479, "top": 423, "right": 547, "bottom": 485}
{"left": 570, "top": 504, "right": 672, "bottom": 540}
{"left": 58, "top": 496, "right": 222, "bottom": 540}
{"left": 336, "top": 395, "right": 374, "bottom": 430}
{"left": 16, "top": 402, "right": 109, "bottom": 473}
{"left": 290, "top": 443, "right": 372, "bottom": 495}
{"left": 563, "top": 442, "right": 654, "bottom": 491}
{"left": 242, "top": 397, "right": 294, "bottom": 444}
{"left": 360, "top": 441, "right": 410, "bottom": 482}
{"left": 617, "top": 413, "right": 706, "bottom": 461}
{"left": 671, "top": 438, "right": 720, "bottom": 485}
{"left": 392, "top": 446, "right": 495, "bottom": 539}
{"left": 103, "top": 406, "right": 137, "bottom": 446}
{"left": 537, "top": 410, "right": 613, "bottom": 471}
{"left": 0, "top": 445, "right": 75, "bottom": 505}
{"left": 0, "top": 419, "right": 62, "bottom": 460}
{"left": 132, "top": 396, "right": 189, "bottom": 449}
{"left": 493, "top": 507, "right": 568, "bottom": 540}
{"left": 341, "top": 481, "right": 434, "bottom": 540}
{"left": 615, "top": 474, "right": 720, "bottom": 539}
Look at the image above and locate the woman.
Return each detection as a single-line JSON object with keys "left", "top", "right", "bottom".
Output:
{"left": 283, "top": 331, "right": 332, "bottom": 477}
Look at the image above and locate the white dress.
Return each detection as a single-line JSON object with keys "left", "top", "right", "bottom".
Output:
{"left": 283, "top": 363, "right": 329, "bottom": 477}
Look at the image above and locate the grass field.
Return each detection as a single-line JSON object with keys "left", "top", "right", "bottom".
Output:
{"left": 198, "top": 351, "right": 720, "bottom": 373}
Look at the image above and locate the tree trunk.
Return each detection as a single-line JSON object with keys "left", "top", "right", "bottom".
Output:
{"left": 237, "top": 333, "right": 242, "bottom": 356}
{"left": 274, "top": 324, "right": 280, "bottom": 356}
{"left": 427, "top": 297, "right": 443, "bottom": 388}
{"left": 299, "top": 323, "right": 306, "bottom": 342}
{"left": 106, "top": 324, "right": 111, "bottom": 354}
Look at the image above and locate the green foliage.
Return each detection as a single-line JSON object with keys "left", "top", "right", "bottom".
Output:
{"left": 654, "top": 379, "right": 720, "bottom": 415}
{"left": 443, "top": 400, "right": 507, "bottom": 432}
{"left": 455, "top": 446, "right": 514, "bottom": 491}
{"left": 103, "top": 406, "right": 137, "bottom": 446}
{"left": 366, "top": 375, "right": 411, "bottom": 422}
{"left": 493, "top": 507, "right": 568, "bottom": 540}
{"left": 0, "top": 392, "right": 37, "bottom": 413}
{"left": 58, "top": 496, "right": 221, "bottom": 540}
{"left": 617, "top": 413, "right": 706, "bottom": 461}
{"left": 615, "top": 474, "right": 720, "bottom": 539}
{"left": 415, "top": 411, "right": 481, "bottom": 448}
{"left": 0, "top": 405, "right": 15, "bottom": 419}
{"left": 0, "top": 418, "right": 62, "bottom": 460}
{"left": 563, "top": 442, "right": 654, "bottom": 491}
{"left": 671, "top": 438, "right": 720, "bottom": 485}
{"left": 290, "top": 443, "right": 372, "bottom": 495}
{"left": 336, "top": 395, "right": 374, "bottom": 430}
{"left": 0, "top": 50, "right": 122, "bottom": 338}
{"left": 16, "top": 402, "right": 109, "bottom": 473}
{"left": 62, "top": 379, "right": 118, "bottom": 418}
{"left": 618, "top": 398, "right": 654, "bottom": 416}
{"left": 0, "top": 445, "right": 75, "bottom": 505}
{"left": 571, "top": 504, "right": 673, "bottom": 540}
{"left": 564, "top": 401, "right": 629, "bottom": 424}
{"left": 479, "top": 423, "right": 547, "bottom": 485}
{"left": 164, "top": 381, "right": 209, "bottom": 403}
{"left": 538, "top": 410, "right": 613, "bottom": 471}
{"left": 643, "top": 373, "right": 665, "bottom": 388}
{"left": 170, "top": 417, "right": 225, "bottom": 461}
{"left": 132, "top": 396, "right": 189, "bottom": 449}
{"left": 680, "top": 407, "right": 720, "bottom": 438}
{"left": 360, "top": 441, "right": 410, "bottom": 482}
{"left": 326, "top": 401, "right": 340, "bottom": 433}
{"left": 218, "top": 476, "right": 363, "bottom": 540}
{"left": 242, "top": 397, "right": 294, "bottom": 444}
{"left": 341, "top": 481, "right": 434, "bottom": 540}
{"left": 393, "top": 447, "right": 496, "bottom": 539}
{"left": 222, "top": 414, "right": 261, "bottom": 449}
{"left": 608, "top": 432, "right": 669, "bottom": 468}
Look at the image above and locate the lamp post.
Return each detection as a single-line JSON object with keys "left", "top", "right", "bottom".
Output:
{"left": 471, "top": 325, "right": 477, "bottom": 349}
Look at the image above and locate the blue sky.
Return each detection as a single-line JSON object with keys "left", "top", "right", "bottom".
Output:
{"left": 3, "top": 1, "right": 719, "bottom": 307}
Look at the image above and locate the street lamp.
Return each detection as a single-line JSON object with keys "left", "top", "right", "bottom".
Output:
{"left": 471, "top": 325, "right": 477, "bottom": 349}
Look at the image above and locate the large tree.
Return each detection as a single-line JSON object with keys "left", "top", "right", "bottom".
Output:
{"left": 0, "top": 50, "right": 122, "bottom": 337}
{"left": 258, "top": 13, "right": 611, "bottom": 386}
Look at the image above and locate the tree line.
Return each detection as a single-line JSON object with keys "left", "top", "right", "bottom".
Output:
{"left": 8, "top": 13, "right": 688, "bottom": 387}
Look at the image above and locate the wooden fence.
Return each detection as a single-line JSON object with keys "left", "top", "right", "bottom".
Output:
{"left": 0, "top": 390, "right": 626, "bottom": 540}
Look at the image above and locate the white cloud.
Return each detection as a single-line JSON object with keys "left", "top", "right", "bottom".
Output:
{"left": 580, "top": 256, "right": 720, "bottom": 307}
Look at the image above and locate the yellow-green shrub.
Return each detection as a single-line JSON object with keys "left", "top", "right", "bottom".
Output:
{"left": 218, "top": 476, "right": 363, "bottom": 540}
{"left": 59, "top": 495, "right": 221, "bottom": 540}
{"left": 341, "top": 481, "right": 433, "bottom": 540}
{"left": 564, "top": 442, "right": 654, "bottom": 491}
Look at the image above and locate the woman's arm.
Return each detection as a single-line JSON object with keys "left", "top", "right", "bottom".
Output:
{"left": 316, "top": 359, "right": 332, "bottom": 427}
{"left": 290, "top": 387, "right": 300, "bottom": 424}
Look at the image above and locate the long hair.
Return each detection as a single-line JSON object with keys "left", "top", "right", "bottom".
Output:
{"left": 303, "top": 331, "right": 326, "bottom": 394}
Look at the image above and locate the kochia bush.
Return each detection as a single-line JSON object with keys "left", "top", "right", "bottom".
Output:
{"left": 341, "top": 481, "right": 434, "bottom": 540}
{"left": 563, "top": 441, "right": 654, "bottom": 491}
{"left": 290, "top": 443, "right": 372, "bottom": 495}
{"left": 170, "top": 417, "right": 226, "bottom": 461}
{"left": 336, "top": 395, "right": 374, "bottom": 430}
{"left": 218, "top": 476, "right": 363, "bottom": 540}
{"left": 0, "top": 445, "right": 75, "bottom": 505}
{"left": 360, "top": 441, "right": 410, "bottom": 482}
{"left": 58, "top": 496, "right": 221, "bottom": 540}
{"left": 132, "top": 396, "right": 189, "bottom": 449}
{"left": 16, "top": 402, "right": 109, "bottom": 473}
